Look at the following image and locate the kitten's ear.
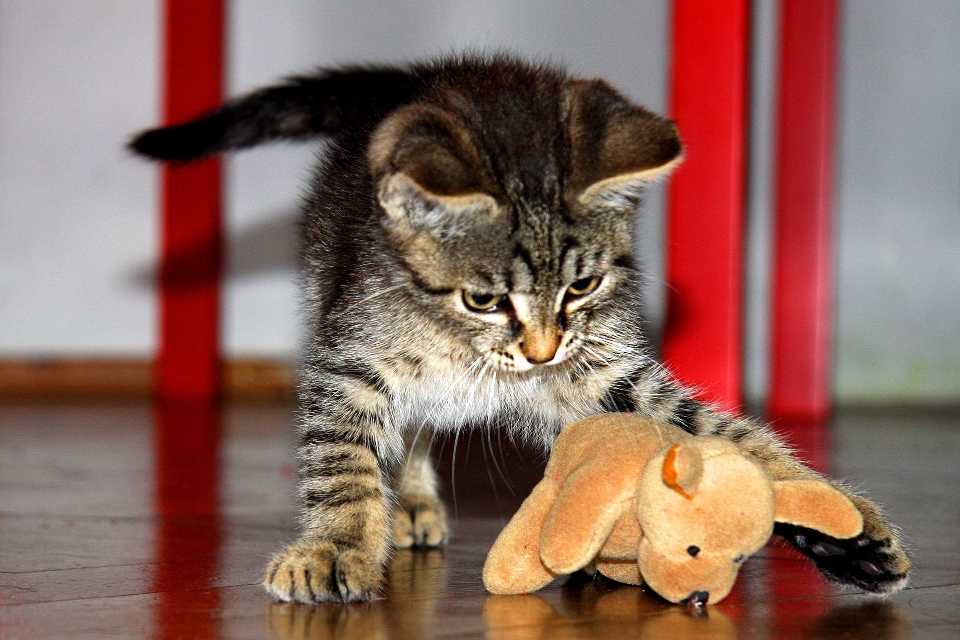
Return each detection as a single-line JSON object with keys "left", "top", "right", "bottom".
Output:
{"left": 377, "top": 172, "right": 499, "bottom": 236}
{"left": 566, "top": 80, "right": 683, "bottom": 209}
{"left": 369, "top": 105, "right": 499, "bottom": 235}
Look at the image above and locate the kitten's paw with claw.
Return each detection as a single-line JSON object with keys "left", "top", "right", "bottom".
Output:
{"left": 392, "top": 497, "right": 448, "bottom": 548}
{"left": 263, "top": 540, "right": 383, "bottom": 603}
{"left": 775, "top": 498, "right": 910, "bottom": 594}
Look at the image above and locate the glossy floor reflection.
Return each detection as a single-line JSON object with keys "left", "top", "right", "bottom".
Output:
{"left": 0, "top": 402, "right": 958, "bottom": 638}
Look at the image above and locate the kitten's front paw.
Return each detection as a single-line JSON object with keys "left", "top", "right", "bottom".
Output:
{"left": 263, "top": 540, "right": 383, "bottom": 603}
{"left": 775, "top": 507, "right": 910, "bottom": 594}
{"left": 392, "top": 497, "right": 448, "bottom": 548}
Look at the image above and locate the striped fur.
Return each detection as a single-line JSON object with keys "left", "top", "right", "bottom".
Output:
{"left": 131, "top": 54, "right": 908, "bottom": 603}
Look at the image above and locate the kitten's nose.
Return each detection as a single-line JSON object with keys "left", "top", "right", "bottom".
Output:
{"left": 521, "top": 329, "right": 561, "bottom": 364}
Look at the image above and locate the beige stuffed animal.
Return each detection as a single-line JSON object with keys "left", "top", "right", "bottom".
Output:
{"left": 483, "top": 413, "right": 864, "bottom": 605}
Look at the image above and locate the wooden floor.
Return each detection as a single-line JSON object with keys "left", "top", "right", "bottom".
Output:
{"left": 0, "top": 401, "right": 958, "bottom": 639}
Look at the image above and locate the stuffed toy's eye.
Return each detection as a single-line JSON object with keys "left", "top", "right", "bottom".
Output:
{"left": 733, "top": 554, "right": 745, "bottom": 563}
{"left": 687, "top": 545, "right": 701, "bottom": 558}
{"left": 566, "top": 276, "right": 601, "bottom": 297}
{"left": 463, "top": 291, "right": 506, "bottom": 312}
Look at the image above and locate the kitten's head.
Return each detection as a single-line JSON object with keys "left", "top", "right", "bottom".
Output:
{"left": 368, "top": 61, "right": 681, "bottom": 373}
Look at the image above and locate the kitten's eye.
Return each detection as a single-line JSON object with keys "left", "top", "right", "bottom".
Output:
{"left": 463, "top": 291, "right": 506, "bottom": 312}
{"left": 567, "top": 276, "right": 601, "bottom": 297}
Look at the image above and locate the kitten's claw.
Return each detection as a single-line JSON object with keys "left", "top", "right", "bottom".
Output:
{"left": 393, "top": 497, "right": 449, "bottom": 548}
{"left": 263, "top": 540, "right": 383, "bottom": 603}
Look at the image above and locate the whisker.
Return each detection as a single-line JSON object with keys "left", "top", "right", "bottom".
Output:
{"left": 418, "top": 356, "right": 484, "bottom": 432}
{"left": 479, "top": 431, "right": 504, "bottom": 508}
{"left": 484, "top": 429, "right": 515, "bottom": 497}
{"left": 397, "top": 356, "right": 484, "bottom": 491}
{"left": 449, "top": 426, "right": 463, "bottom": 520}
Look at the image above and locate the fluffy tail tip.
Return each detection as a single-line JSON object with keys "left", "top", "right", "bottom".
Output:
{"left": 128, "top": 122, "right": 218, "bottom": 161}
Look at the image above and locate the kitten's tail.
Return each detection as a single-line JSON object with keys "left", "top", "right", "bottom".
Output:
{"left": 129, "top": 67, "right": 417, "bottom": 161}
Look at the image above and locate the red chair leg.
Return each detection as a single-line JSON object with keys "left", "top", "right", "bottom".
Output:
{"left": 768, "top": 0, "right": 838, "bottom": 421}
{"left": 153, "top": 404, "right": 223, "bottom": 638}
{"left": 663, "top": 0, "right": 751, "bottom": 412}
{"left": 153, "top": 3, "right": 225, "bottom": 634}
{"left": 157, "top": 0, "right": 225, "bottom": 402}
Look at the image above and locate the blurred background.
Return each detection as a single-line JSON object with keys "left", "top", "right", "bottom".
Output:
{"left": 0, "top": 0, "right": 957, "bottom": 409}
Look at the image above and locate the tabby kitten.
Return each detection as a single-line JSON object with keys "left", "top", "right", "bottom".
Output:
{"left": 132, "top": 55, "right": 909, "bottom": 603}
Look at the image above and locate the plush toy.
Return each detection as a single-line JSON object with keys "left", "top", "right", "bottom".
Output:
{"left": 483, "top": 413, "right": 864, "bottom": 605}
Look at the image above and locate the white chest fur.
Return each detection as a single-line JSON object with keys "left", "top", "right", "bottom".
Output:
{"left": 385, "top": 362, "right": 570, "bottom": 438}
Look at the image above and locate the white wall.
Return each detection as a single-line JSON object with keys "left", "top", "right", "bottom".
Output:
{"left": 0, "top": 1, "right": 160, "bottom": 356}
{"left": 833, "top": 0, "right": 960, "bottom": 403}
{"left": 1, "top": 0, "right": 958, "bottom": 405}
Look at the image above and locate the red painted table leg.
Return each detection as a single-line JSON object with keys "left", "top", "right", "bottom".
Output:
{"left": 157, "top": 0, "right": 224, "bottom": 402}
{"left": 768, "top": 0, "right": 837, "bottom": 421}
{"left": 663, "top": 0, "right": 750, "bottom": 412}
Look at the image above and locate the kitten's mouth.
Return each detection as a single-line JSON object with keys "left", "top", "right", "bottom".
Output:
{"left": 488, "top": 334, "right": 579, "bottom": 374}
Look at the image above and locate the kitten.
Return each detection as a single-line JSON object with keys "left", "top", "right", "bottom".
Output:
{"left": 132, "top": 54, "right": 909, "bottom": 603}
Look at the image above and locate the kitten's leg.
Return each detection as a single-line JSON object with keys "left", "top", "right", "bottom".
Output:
{"left": 263, "top": 368, "right": 396, "bottom": 603}
{"left": 392, "top": 432, "right": 448, "bottom": 548}
{"left": 618, "top": 368, "right": 910, "bottom": 593}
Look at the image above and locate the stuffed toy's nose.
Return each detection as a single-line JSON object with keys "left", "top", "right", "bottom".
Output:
{"left": 679, "top": 590, "right": 709, "bottom": 606}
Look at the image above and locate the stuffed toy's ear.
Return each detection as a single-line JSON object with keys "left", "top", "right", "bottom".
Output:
{"left": 661, "top": 443, "right": 703, "bottom": 499}
{"left": 772, "top": 480, "right": 864, "bottom": 539}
